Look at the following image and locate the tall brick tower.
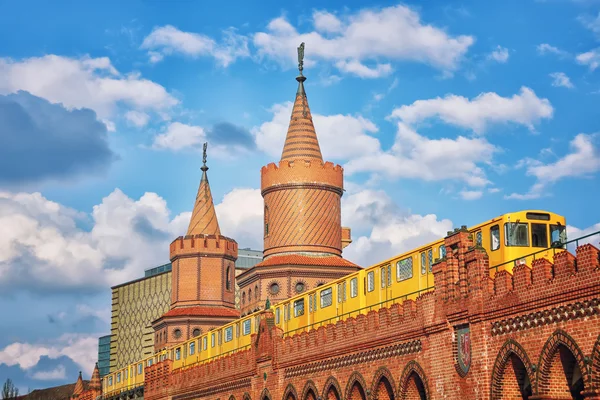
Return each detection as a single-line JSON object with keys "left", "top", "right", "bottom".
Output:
{"left": 237, "top": 43, "right": 360, "bottom": 315}
{"left": 152, "top": 143, "right": 239, "bottom": 350}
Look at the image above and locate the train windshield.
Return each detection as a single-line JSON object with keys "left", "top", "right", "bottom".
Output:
{"left": 550, "top": 224, "right": 567, "bottom": 246}
{"left": 505, "top": 222, "right": 529, "bottom": 246}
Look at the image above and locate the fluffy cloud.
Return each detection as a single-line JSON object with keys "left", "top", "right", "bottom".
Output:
{"left": 125, "top": 110, "right": 151, "bottom": 127}
{"left": 141, "top": 25, "right": 250, "bottom": 67}
{"left": 578, "top": 12, "right": 600, "bottom": 39}
{"left": 506, "top": 133, "right": 600, "bottom": 199}
{"left": 576, "top": 48, "right": 600, "bottom": 71}
{"left": 0, "top": 334, "right": 98, "bottom": 374}
{"left": 459, "top": 190, "right": 483, "bottom": 200}
{"left": 215, "top": 188, "right": 264, "bottom": 250}
{"left": 341, "top": 189, "right": 453, "bottom": 267}
{"left": 0, "top": 55, "right": 178, "bottom": 123}
{"left": 0, "top": 91, "right": 115, "bottom": 185}
{"left": 549, "top": 72, "right": 574, "bottom": 89}
{"left": 253, "top": 5, "right": 474, "bottom": 76}
{"left": 537, "top": 44, "right": 570, "bottom": 58}
{"left": 389, "top": 87, "right": 553, "bottom": 134}
{"left": 567, "top": 222, "right": 600, "bottom": 249}
{"left": 487, "top": 46, "right": 509, "bottom": 63}
{"left": 252, "top": 101, "right": 380, "bottom": 161}
{"left": 344, "top": 122, "right": 496, "bottom": 187}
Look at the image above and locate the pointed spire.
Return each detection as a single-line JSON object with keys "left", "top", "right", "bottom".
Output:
{"left": 187, "top": 142, "right": 221, "bottom": 236}
{"left": 280, "top": 42, "right": 324, "bottom": 163}
{"left": 89, "top": 362, "right": 101, "bottom": 390}
{"left": 73, "top": 371, "right": 84, "bottom": 395}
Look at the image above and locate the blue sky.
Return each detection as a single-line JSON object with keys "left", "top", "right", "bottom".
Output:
{"left": 1, "top": 0, "right": 600, "bottom": 393}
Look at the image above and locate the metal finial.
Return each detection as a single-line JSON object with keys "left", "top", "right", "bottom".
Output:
{"left": 201, "top": 142, "right": 208, "bottom": 172}
{"left": 297, "top": 42, "right": 305, "bottom": 76}
{"left": 265, "top": 297, "right": 271, "bottom": 309}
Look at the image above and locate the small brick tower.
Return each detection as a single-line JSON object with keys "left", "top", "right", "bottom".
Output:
{"left": 152, "top": 143, "right": 239, "bottom": 350}
{"left": 237, "top": 43, "right": 360, "bottom": 315}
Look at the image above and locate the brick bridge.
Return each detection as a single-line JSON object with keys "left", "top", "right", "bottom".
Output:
{"left": 136, "top": 229, "right": 600, "bottom": 400}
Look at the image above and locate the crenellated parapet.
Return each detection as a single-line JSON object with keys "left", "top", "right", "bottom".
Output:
{"left": 261, "top": 160, "right": 344, "bottom": 195}
{"left": 169, "top": 234, "right": 238, "bottom": 262}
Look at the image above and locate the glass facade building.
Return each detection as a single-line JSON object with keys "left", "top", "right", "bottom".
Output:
{"left": 98, "top": 334, "right": 111, "bottom": 377}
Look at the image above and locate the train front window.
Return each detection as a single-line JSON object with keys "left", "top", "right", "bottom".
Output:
{"left": 551, "top": 224, "right": 567, "bottom": 246}
{"left": 504, "top": 223, "right": 529, "bottom": 247}
{"left": 490, "top": 225, "right": 500, "bottom": 251}
{"left": 531, "top": 223, "right": 548, "bottom": 248}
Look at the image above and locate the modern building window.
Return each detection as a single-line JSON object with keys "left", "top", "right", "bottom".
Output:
{"left": 490, "top": 225, "right": 500, "bottom": 251}
{"left": 294, "top": 299, "right": 304, "bottom": 317}
{"left": 396, "top": 257, "right": 413, "bottom": 281}
{"left": 367, "top": 271, "right": 374, "bottom": 292}
{"left": 320, "top": 287, "right": 333, "bottom": 308}
{"left": 225, "top": 327, "right": 233, "bottom": 342}
{"left": 350, "top": 278, "right": 358, "bottom": 297}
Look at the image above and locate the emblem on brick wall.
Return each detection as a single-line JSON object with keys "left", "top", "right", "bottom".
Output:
{"left": 455, "top": 325, "right": 471, "bottom": 376}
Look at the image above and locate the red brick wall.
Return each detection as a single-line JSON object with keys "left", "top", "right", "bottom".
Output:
{"left": 135, "top": 235, "right": 600, "bottom": 400}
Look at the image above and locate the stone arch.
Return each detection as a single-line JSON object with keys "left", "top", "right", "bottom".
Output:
{"left": 398, "top": 361, "right": 430, "bottom": 400}
{"left": 370, "top": 367, "right": 396, "bottom": 400}
{"left": 321, "top": 376, "right": 343, "bottom": 400}
{"left": 592, "top": 335, "right": 600, "bottom": 393}
{"left": 490, "top": 339, "right": 535, "bottom": 400}
{"left": 261, "top": 388, "right": 272, "bottom": 400}
{"left": 242, "top": 392, "right": 252, "bottom": 400}
{"left": 536, "top": 329, "right": 588, "bottom": 399}
{"left": 282, "top": 383, "right": 299, "bottom": 400}
{"left": 229, "top": 395, "right": 236, "bottom": 400}
{"left": 301, "top": 380, "right": 319, "bottom": 400}
{"left": 345, "top": 371, "right": 369, "bottom": 400}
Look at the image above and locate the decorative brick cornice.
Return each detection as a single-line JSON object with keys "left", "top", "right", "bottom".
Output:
{"left": 491, "top": 297, "right": 600, "bottom": 336}
{"left": 284, "top": 339, "right": 421, "bottom": 378}
{"left": 172, "top": 377, "right": 251, "bottom": 400}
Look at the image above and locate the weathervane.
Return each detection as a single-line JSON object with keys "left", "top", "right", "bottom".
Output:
{"left": 297, "top": 42, "right": 305, "bottom": 76}
{"left": 201, "top": 142, "right": 208, "bottom": 172}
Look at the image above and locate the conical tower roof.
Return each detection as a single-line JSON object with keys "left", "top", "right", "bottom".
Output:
{"left": 89, "top": 363, "right": 101, "bottom": 390}
{"left": 73, "top": 371, "right": 84, "bottom": 396}
{"left": 187, "top": 143, "right": 221, "bottom": 236}
{"left": 280, "top": 45, "right": 323, "bottom": 163}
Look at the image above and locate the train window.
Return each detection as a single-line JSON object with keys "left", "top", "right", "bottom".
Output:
{"left": 211, "top": 333, "right": 215, "bottom": 348}
{"left": 350, "top": 278, "right": 358, "bottom": 297}
{"left": 218, "top": 330, "right": 222, "bottom": 345}
{"left": 420, "top": 252, "right": 426, "bottom": 275}
{"left": 312, "top": 293, "right": 318, "bottom": 311}
{"left": 396, "top": 257, "right": 413, "bottom": 281}
{"left": 475, "top": 231, "right": 482, "bottom": 246}
{"left": 294, "top": 299, "right": 305, "bottom": 317}
{"left": 138, "top": 363, "right": 142, "bottom": 375}
{"left": 343, "top": 281, "right": 347, "bottom": 301}
{"left": 203, "top": 336, "right": 207, "bottom": 350}
{"left": 504, "top": 223, "right": 529, "bottom": 247}
{"left": 225, "top": 327, "right": 233, "bottom": 342}
{"left": 175, "top": 348, "right": 181, "bottom": 360}
{"left": 236, "top": 322, "right": 240, "bottom": 338}
{"left": 108, "top": 376, "right": 113, "bottom": 386}
{"left": 320, "top": 287, "right": 333, "bottom": 308}
{"left": 526, "top": 212, "right": 550, "bottom": 221}
{"left": 124, "top": 369, "right": 128, "bottom": 379}
{"left": 440, "top": 245, "right": 446, "bottom": 258}
{"left": 531, "top": 223, "right": 548, "bottom": 248}
{"left": 147, "top": 359, "right": 153, "bottom": 367}
{"left": 337, "top": 283, "right": 343, "bottom": 303}
{"left": 428, "top": 250, "right": 433, "bottom": 273}
{"left": 117, "top": 372, "right": 121, "bottom": 383}
{"left": 367, "top": 271, "right": 374, "bottom": 292}
{"left": 550, "top": 224, "right": 567, "bottom": 246}
{"left": 387, "top": 265, "right": 392, "bottom": 286}
{"left": 380, "top": 267, "right": 386, "bottom": 288}
{"left": 286, "top": 305, "right": 290, "bottom": 322}
{"left": 275, "top": 307, "right": 280, "bottom": 323}
{"left": 242, "top": 320, "right": 251, "bottom": 335}
{"left": 490, "top": 225, "right": 500, "bottom": 251}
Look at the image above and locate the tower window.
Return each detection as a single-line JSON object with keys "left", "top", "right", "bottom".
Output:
{"left": 264, "top": 206, "right": 269, "bottom": 236}
{"left": 226, "top": 266, "right": 231, "bottom": 290}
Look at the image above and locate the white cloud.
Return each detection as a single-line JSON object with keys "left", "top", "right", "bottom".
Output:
{"left": 215, "top": 188, "right": 264, "bottom": 250}
{"left": 459, "top": 190, "right": 483, "bottom": 200}
{"left": 506, "top": 133, "right": 600, "bottom": 199}
{"left": 344, "top": 122, "right": 496, "bottom": 187}
{"left": 567, "top": 222, "right": 600, "bottom": 249}
{"left": 152, "top": 121, "right": 207, "bottom": 151}
{"left": 0, "top": 55, "right": 178, "bottom": 124}
{"left": 141, "top": 25, "right": 250, "bottom": 67}
{"left": 549, "top": 72, "right": 574, "bottom": 88}
{"left": 488, "top": 187, "right": 501, "bottom": 193}
{"left": 487, "top": 46, "right": 509, "bottom": 63}
{"left": 536, "top": 43, "right": 570, "bottom": 58}
{"left": 125, "top": 110, "right": 151, "bottom": 127}
{"left": 389, "top": 86, "right": 553, "bottom": 134}
{"left": 0, "top": 334, "right": 98, "bottom": 374}
{"left": 252, "top": 101, "right": 381, "bottom": 161}
{"left": 576, "top": 48, "right": 600, "bottom": 71}
{"left": 252, "top": 4, "right": 474, "bottom": 76}
{"left": 31, "top": 365, "right": 67, "bottom": 381}
{"left": 578, "top": 12, "right": 600, "bottom": 38}
{"left": 341, "top": 189, "right": 453, "bottom": 267}
{"left": 335, "top": 60, "right": 393, "bottom": 78}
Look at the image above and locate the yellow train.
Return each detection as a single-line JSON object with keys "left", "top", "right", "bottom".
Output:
{"left": 102, "top": 209, "right": 567, "bottom": 397}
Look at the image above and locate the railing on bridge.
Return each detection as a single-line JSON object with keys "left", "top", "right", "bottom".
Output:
{"left": 489, "top": 230, "right": 600, "bottom": 273}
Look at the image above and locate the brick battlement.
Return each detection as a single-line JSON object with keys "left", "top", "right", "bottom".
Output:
{"left": 261, "top": 160, "right": 344, "bottom": 192}
{"left": 169, "top": 234, "right": 238, "bottom": 261}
